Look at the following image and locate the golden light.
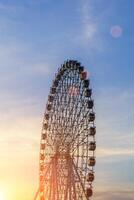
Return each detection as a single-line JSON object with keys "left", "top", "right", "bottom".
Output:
{"left": 0, "top": 190, "right": 6, "bottom": 200}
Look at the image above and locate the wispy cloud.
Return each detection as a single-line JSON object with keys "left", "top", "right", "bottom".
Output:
{"left": 0, "top": 135, "right": 39, "bottom": 153}
{"left": 0, "top": 41, "right": 53, "bottom": 90}
{"left": 96, "top": 87, "right": 134, "bottom": 146}
{"left": 94, "top": 191, "right": 134, "bottom": 200}
{"left": 97, "top": 147, "right": 134, "bottom": 157}
{"left": 76, "top": 0, "right": 103, "bottom": 50}
{"left": 81, "top": 0, "right": 97, "bottom": 40}
{"left": 28, "top": 62, "right": 52, "bottom": 75}
{"left": 91, "top": 85, "right": 134, "bottom": 184}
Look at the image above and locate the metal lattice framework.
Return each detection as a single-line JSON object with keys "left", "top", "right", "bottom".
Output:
{"left": 37, "top": 60, "right": 96, "bottom": 200}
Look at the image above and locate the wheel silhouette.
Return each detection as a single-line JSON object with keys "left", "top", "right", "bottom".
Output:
{"left": 39, "top": 60, "right": 96, "bottom": 200}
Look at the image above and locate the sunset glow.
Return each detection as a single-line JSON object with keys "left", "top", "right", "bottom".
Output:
{"left": 0, "top": 189, "right": 6, "bottom": 200}
{"left": 0, "top": 0, "right": 134, "bottom": 200}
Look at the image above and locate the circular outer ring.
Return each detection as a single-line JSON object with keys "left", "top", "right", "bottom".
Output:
{"left": 39, "top": 60, "right": 96, "bottom": 200}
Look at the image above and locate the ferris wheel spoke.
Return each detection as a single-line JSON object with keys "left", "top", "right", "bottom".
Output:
{"left": 38, "top": 60, "right": 96, "bottom": 200}
{"left": 71, "top": 125, "right": 91, "bottom": 154}
{"left": 69, "top": 127, "right": 88, "bottom": 153}
{"left": 60, "top": 97, "right": 84, "bottom": 146}
{"left": 61, "top": 96, "right": 79, "bottom": 136}
{"left": 55, "top": 72, "right": 73, "bottom": 131}
{"left": 67, "top": 98, "right": 89, "bottom": 145}
{"left": 72, "top": 160, "right": 88, "bottom": 200}
{"left": 59, "top": 73, "right": 82, "bottom": 144}
{"left": 71, "top": 121, "right": 88, "bottom": 144}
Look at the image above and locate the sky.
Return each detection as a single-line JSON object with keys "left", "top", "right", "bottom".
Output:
{"left": 0, "top": 0, "right": 134, "bottom": 199}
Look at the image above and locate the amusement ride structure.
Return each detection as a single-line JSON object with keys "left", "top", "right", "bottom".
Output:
{"left": 34, "top": 60, "right": 96, "bottom": 200}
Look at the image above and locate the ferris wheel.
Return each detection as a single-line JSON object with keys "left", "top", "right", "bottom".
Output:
{"left": 38, "top": 60, "right": 96, "bottom": 200}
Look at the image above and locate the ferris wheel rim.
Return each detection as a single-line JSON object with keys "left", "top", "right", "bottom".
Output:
{"left": 39, "top": 60, "right": 96, "bottom": 200}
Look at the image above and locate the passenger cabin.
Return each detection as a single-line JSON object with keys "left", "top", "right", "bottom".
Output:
{"left": 40, "top": 164, "right": 44, "bottom": 171}
{"left": 86, "top": 188, "right": 93, "bottom": 197}
{"left": 42, "top": 133, "right": 47, "bottom": 140}
{"left": 89, "top": 127, "right": 96, "bottom": 136}
{"left": 88, "top": 157, "right": 96, "bottom": 166}
{"left": 78, "top": 66, "right": 84, "bottom": 73}
{"left": 43, "top": 123, "right": 48, "bottom": 130}
{"left": 45, "top": 113, "right": 49, "bottom": 120}
{"left": 53, "top": 80, "right": 58, "bottom": 87}
{"left": 48, "top": 95, "right": 54, "bottom": 102}
{"left": 89, "top": 112, "right": 95, "bottom": 122}
{"left": 87, "top": 100, "right": 94, "bottom": 109}
{"left": 51, "top": 87, "right": 56, "bottom": 94}
{"left": 87, "top": 172, "right": 94, "bottom": 182}
{"left": 83, "top": 79, "right": 89, "bottom": 88}
{"left": 41, "top": 144, "right": 45, "bottom": 150}
{"left": 47, "top": 104, "right": 52, "bottom": 111}
{"left": 89, "top": 142, "right": 96, "bottom": 151}
{"left": 80, "top": 71, "right": 87, "bottom": 80}
{"left": 85, "top": 89, "right": 92, "bottom": 97}
{"left": 40, "top": 154, "right": 45, "bottom": 160}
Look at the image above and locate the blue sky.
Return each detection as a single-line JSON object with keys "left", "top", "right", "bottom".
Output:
{"left": 0, "top": 0, "right": 134, "bottom": 199}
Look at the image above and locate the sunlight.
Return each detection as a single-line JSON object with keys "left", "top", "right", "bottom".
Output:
{"left": 0, "top": 190, "right": 6, "bottom": 200}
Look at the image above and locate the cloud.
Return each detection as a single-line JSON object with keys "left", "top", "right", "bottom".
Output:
{"left": 81, "top": 0, "right": 97, "bottom": 39}
{"left": 76, "top": 0, "right": 103, "bottom": 51}
{"left": 94, "top": 191, "right": 134, "bottom": 200}
{"left": 29, "top": 63, "right": 52, "bottom": 75}
{"left": 95, "top": 87, "right": 134, "bottom": 147}
{"left": 97, "top": 147, "right": 134, "bottom": 157}
{"left": 0, "top": 42, "right": 52, "bottom": 73}
{"left": 0, "top": 135, "right": 39, "bottom": 152}
{"left": 90, "top": 85, "right": 134, "bottom": 183}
